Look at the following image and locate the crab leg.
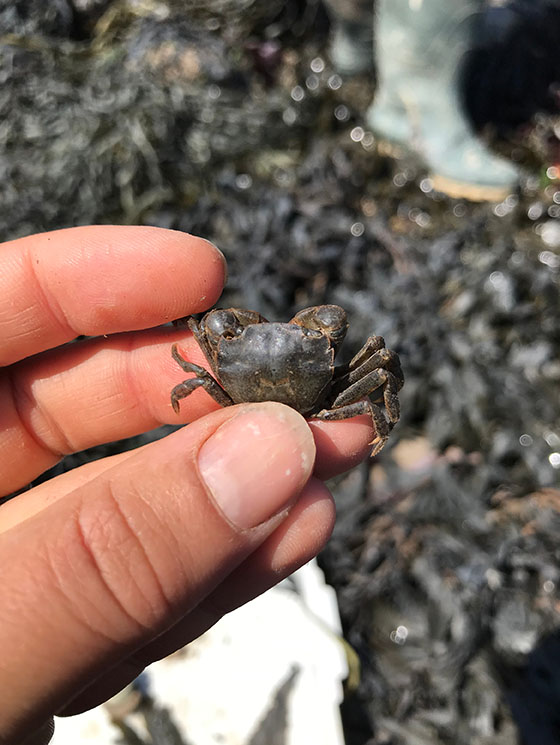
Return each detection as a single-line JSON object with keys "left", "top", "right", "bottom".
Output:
{"left": 352, "top": 349, "right": 402, "bottom": 385}
{"left": 348, "top": 335, "right": 387, "bottom": 370}
{"left": 311, "top": 400, "right": 390, "bottom": 457}
{"left": 187, "top": 317, "right": 216, "bottom": 370}
{"left": 170, "top": 344, "right": 234, "bottom": 413}
{"left": 332, "top": 335, "right": 387, "bottom": 379}
{"left": 335, "top": 344, "right": 403, "bottom": 389}
{"left": 334, "top": 351, "right": 403, "bottom": 397}
{"left": 331, "top": 367, "right": 401, "bottom": 424}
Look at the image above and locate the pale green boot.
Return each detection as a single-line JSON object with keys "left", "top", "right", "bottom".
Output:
{"left": 324, "top": 0, "right": 375, "bottom": 75}
{"left": 369, "top": 0, "right": 519, "bottom": 201}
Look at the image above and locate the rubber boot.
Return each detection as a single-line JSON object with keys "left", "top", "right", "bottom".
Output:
{"left": 369, "top": 0, "right": 519, "bottom": 201}
{"left": 323, "top": 0, "right": 375, "bottom": 75}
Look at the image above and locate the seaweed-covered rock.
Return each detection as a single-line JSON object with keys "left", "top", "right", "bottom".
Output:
{"left": 0, "top": 0, "right": 75, "bottom": 37}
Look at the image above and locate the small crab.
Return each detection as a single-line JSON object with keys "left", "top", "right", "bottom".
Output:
{"left": 170, "top": 305, "right": 404, "bottom": 455}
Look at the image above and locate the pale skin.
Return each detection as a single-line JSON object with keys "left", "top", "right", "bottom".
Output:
{"left": 0, "top": 226, "right": 375, "bottom": 745}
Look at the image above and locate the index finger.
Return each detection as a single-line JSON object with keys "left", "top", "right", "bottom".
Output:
{"left": 0, "top": 225, "right": 226, "bottom": 366}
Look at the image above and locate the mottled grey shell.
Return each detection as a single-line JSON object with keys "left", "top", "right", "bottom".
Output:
{"left": 215, "top": 323, "right": 334, "bottom": 413}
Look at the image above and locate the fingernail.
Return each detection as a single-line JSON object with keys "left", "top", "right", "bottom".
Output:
{"left": 197, "top": 403, "right": 315, "bottom": 529}
{"left": 22, "top": 719, "right": 55, "bottom": 745}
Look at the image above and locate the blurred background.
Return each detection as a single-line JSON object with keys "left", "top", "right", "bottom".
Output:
{"left": 2, "top": 0, "right": 560, "bottom": 743}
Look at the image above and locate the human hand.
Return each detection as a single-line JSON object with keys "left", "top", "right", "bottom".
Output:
{"left": 0, "top": 226, "right": 375, "bottom": 745}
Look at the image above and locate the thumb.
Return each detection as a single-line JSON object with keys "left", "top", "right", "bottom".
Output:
{"left": 0, "top": 403, "right": 315, "bottom": 744}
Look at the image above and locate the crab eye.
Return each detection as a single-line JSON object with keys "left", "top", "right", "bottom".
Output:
{"left": 313, "top": 305, "right": 346, "bottom": 332}
{"left": 205, "top": 310, "right": 243, "bottom": 340}
{"left": 302, "top": 327, "right": 322, "bottom": 338}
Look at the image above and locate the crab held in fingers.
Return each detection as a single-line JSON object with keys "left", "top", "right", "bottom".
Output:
{"left": 171, "top": 305, "right": 404, "bottom": 456}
